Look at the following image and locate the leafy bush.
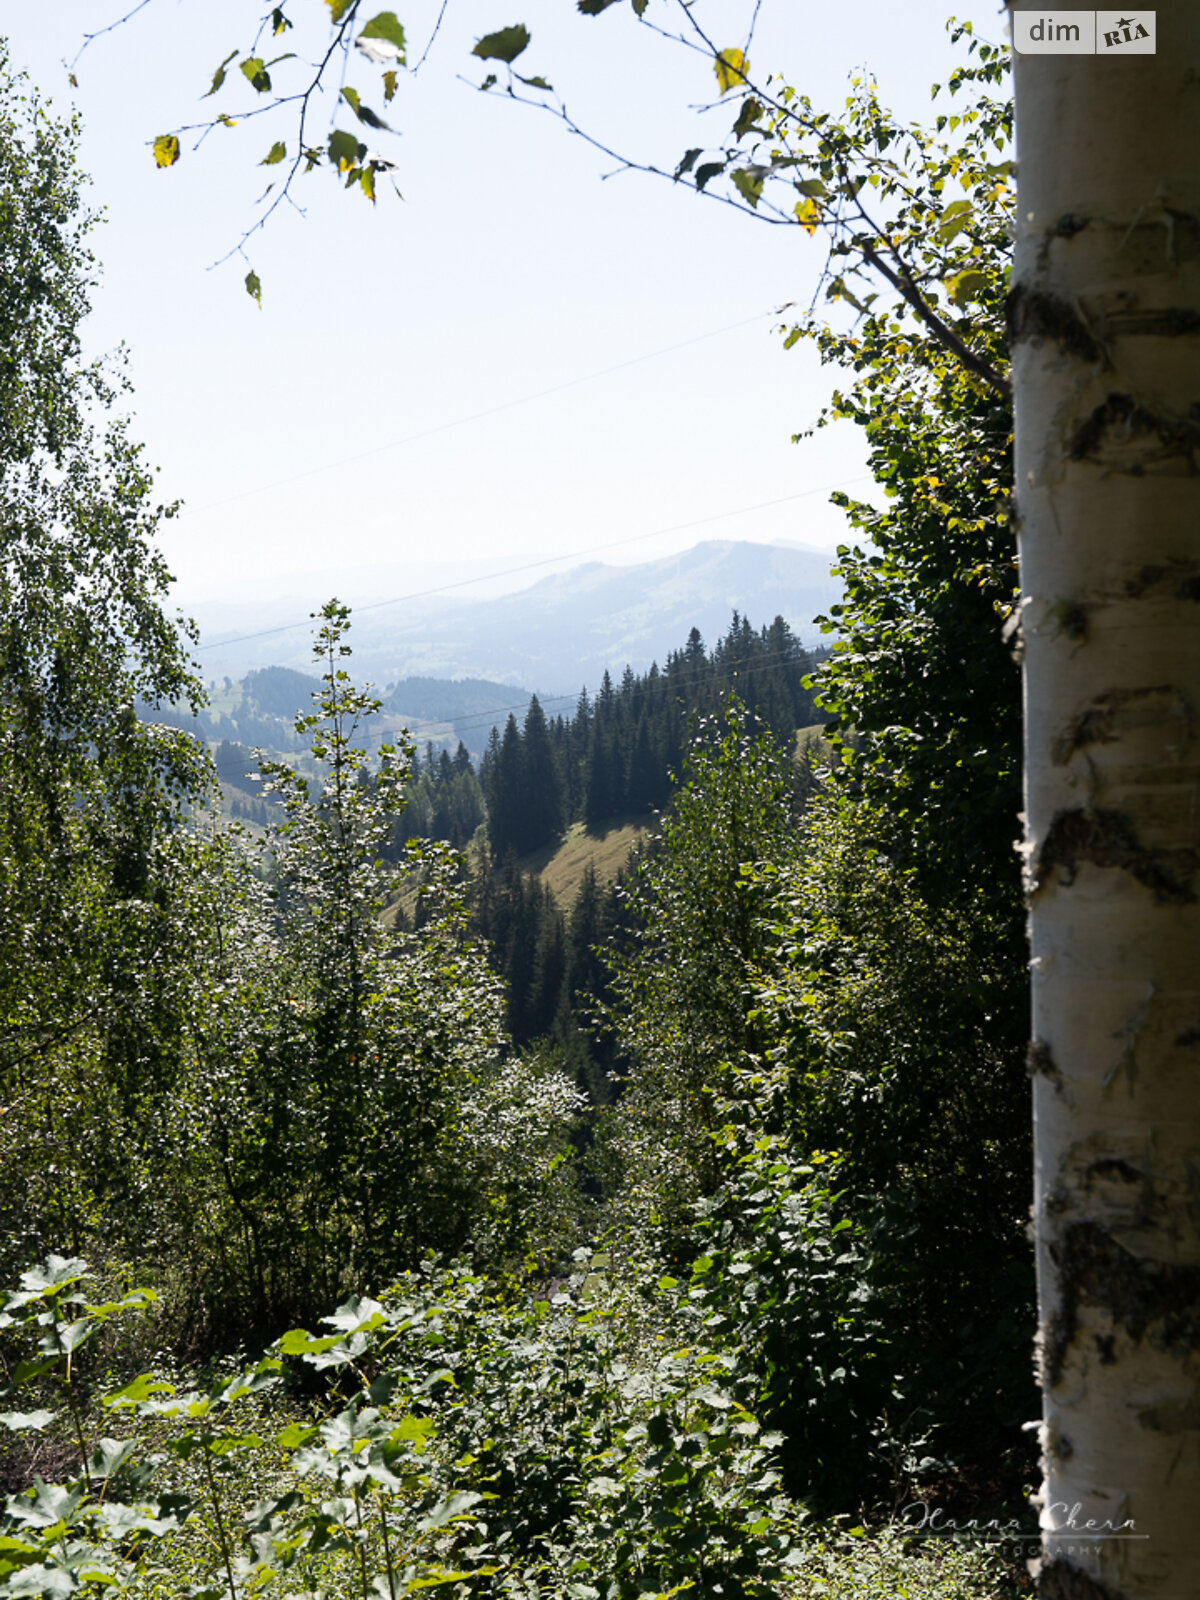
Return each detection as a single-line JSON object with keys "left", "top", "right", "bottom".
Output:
{"left": 0, "top": 1253, "right": 802, "bottom": 1600}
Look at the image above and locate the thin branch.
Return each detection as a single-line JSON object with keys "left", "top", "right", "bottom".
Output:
{"left": 412, "top": 0, "right": 453, "bottom": 75}
{"left": 861, "top": 241, "right": 1010, "bottom": 396}
{"left": 70, "top": 0, "right": 157, "bottom": 70}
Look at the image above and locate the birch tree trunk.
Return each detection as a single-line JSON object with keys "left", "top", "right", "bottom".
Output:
{"left": 1010, "top": 5, "right": 1200, "bottom": 1596}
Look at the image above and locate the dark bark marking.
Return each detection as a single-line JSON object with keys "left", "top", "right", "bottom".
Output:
{"left": 1049, "top": 687, "right": 1183, "bottom": 763}
{"left": 1137, "top": 1397, "right": 1200, "bottom": 1432}
{"left": 1028, "top": 1038, "right": 1061, "bottom": 1082}
{"left": 1089, "top": 1158, "right": 1140, "bottom": 1184}
{"left": 1069, "top": 391, "right": 1200, "bottom": 473}
{"left": 1047, "top": 599, "right": 1090, "bottom": 642}
{"left": 1007, "top": 285, "right": 1105, "bottom": 362}
{"left": 1036, "top": 807, "right": 1198, "bottom": 903}
{"left": 1044, "top": 1221, "right": 1200, "bottom": 1389}
{"left": 1104, "top": 307, "right": 1200, "bottom": 338}
{"left": 1118, "top": 558, "right": 1200, "bottom": 600}
{"left": 1039, "top": 1561, "right": 1128, "bottom": 1600}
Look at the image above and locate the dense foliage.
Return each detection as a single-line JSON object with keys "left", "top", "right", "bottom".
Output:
{"left": 0, "top": 22, "right": 1041, "bottom": 1600}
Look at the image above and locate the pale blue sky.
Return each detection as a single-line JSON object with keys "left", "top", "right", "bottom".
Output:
{"left": 5, "top": 2, "right": 1003, "bottom": 608}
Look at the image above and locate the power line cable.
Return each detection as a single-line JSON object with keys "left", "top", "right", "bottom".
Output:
{"left": 194, "top": 474, "right": 870, "bottom": 654}
{"left": 176, "top": 307, "right": 790, "bottom": 524}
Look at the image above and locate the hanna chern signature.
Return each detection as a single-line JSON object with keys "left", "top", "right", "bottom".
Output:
{"left": 898, "top": 1502, "right": 1147, "bottom": 1543}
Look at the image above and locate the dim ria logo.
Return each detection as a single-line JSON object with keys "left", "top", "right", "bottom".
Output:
{"left": 1012, "top": 11, "right": 1156, "bottom": 54}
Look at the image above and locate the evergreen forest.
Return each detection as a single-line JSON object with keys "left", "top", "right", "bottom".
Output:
{"left": 0, "top": 22, "right": 1039, "bottom": 1600}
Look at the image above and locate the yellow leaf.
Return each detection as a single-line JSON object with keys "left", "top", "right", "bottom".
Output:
{"left": 714, "top": 48, "right": 748, "bottom": 95}
{"left": 153, "top": 134, "right": 180, "bottom": 169}
{"left": 794, "top": 197, "right": 819, "bottom": 235}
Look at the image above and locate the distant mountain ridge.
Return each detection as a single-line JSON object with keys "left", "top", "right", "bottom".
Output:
{"left": 192, "top": 539, "right": 841, "bottom": 693}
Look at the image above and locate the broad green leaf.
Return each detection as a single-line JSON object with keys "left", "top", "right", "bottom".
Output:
{"left": 6, "top": 1565, "right": 75, "bottom": 1599}
{"left": 324, "top": 1295, "right": 385, "bottom": 1332}
{"left": 946, "top": 268, "right": 989, "bottom": 305}
{"left": 795, "top": 178, "right": 828, "bottom": 198}
{"left": 0, "top": 1411, "right": 54, "bottom": 1432}
{"left": 357, "top": 11, "right": 407, "bottom": 62}
{"left": 104, "top": 1373, "right": 175, "bottom": 1408}
{"left": 204, "top": 49, "right": 237, "bottom": 97}
{"left": 20, "top": 1258, "right": 87, "bottom": 1295}
{"left": 577, "top": 0, "right": 620, "bottom": 13}
{"left": 731, "top": 166, "right": 764, "bottom": 209}
{"left": 714, "top": 48, "right": 749, "bottom": 95}
{"left": 271, "top": 6, "right": 293, "bottom": 32}
{"left": 674, "top": 147, "right": 702, "bottom": 180}
{"left": 383, "top": 69, "right": 398, "bottom": 100}
{"left": 153, "top": 133, "right": 181, "bottom": 168}
{"left": 416, "top": 1490, "right": 483, "bottom": 1532}
{"left": 328, "top": 128, "right": 365, "bottom": 171}
{"left": 472, "top": 26, "right": 531, "bottom": 64}
{"left": 205, "top": 1432, "right": 264, "bottom": 1456}
{"left": 276, "top": 1328, "right": 346, "bottom": 1356}
{"left": 328, "top": 0, "right": 358, "bottom": 21}
{"left": 240, "top": 57, "right": 272, "bottom": 93}
{"left": 88, "top": 1438, "right": 137, "bottom": 1479}
{"left": 261, "top": 141, "right": 287, "bottom": 165}
{"left": 694, "top": 161, "right": 725, "bottom": 193}
{"left": 245, "top": 270, "right": 263, "bottom": 306}
{"left": 277, "top": 1422, "right": 320, "bottom": 1449}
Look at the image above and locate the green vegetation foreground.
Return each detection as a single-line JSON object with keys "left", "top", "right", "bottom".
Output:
{"left": 0, "top": 25, "right": 1036, "bottom": 1600}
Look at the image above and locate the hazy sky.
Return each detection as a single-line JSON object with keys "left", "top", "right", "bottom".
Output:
{"left": 5, "top": 2, "right": 1002, "bottom": 612}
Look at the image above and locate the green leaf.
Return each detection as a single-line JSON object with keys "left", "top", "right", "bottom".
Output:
{"left": 357, "top": 11, "right": 407, "bottom": 63}
{"left": 795, "top": 178, "right": 829, "bottom": 198}
{"left": 472, "top": 26, "right": 531, "bottom": 64}
{"left": 577, "top": 0, "right": 620, "bottom": 12}
{"left": 328, "top": 128, "right": 365, "bottom": 171}
{"left": 245, "top": 270, "right": 262, "bottom": 307}
{"left": 240, "top": 57, "right": 272, "bottom": 93}
{"left": 674, "top": 147, "right": 702, "bottom": 180}
{"left": 416, "top": 1490, "right": 483, "bottom": 1532}
{"left": 20, "top": 1259, "right": 88, "bottom": 1295}
{"left": 731, "top": 166, "right": 764, "bottom": 209}
{"left": 204, "top": 49, "right": 238, "bottom": 97}
{"left": 104, "top": 1373, "right": 176, "bottom": 1409}
{"left": 327, "top": 0, "right": 358, "bottom": 22}
{"left": 946, "top": 268, "right": 989, "bottom": 305}
{"left": 732, "top": 96, "right": 761, "bottom": 141}
{"left": 0, "top": 1411, "right": 55, "bottom": 1432}
{"left": 261, "top": 141, "right": 287, "bottom": 166}
{"left": 694, "top": 161, "right": 725, "bottom": 192}
{"left": 153, "top": 134, "right": 181, "bottom": 168}
{"left": 342, "top": 87, "right": 390, "bottom": 129}
{"left": 515, "top": 73, "right": 554, "bottom": 91}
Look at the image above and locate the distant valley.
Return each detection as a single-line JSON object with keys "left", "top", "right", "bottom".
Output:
{"left": 189, "top": 539, "right": 841, "bottom": 698}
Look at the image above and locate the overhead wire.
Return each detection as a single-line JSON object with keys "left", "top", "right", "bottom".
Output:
{"left": 194, "top": 472, "right": 870, "bottom": 654}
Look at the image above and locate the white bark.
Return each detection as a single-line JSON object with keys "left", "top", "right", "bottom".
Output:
{"left": 1011, "top": 5, "right": 1200, "bottom": 1596}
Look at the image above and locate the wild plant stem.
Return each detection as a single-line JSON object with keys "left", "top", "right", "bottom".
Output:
{"left": 200, "top": 1440, "right": 238, "bottom": 1600}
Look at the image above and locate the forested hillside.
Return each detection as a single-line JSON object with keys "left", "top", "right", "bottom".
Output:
{"left": 0, "top": 20, "right": 1043, "bottom": 1600}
